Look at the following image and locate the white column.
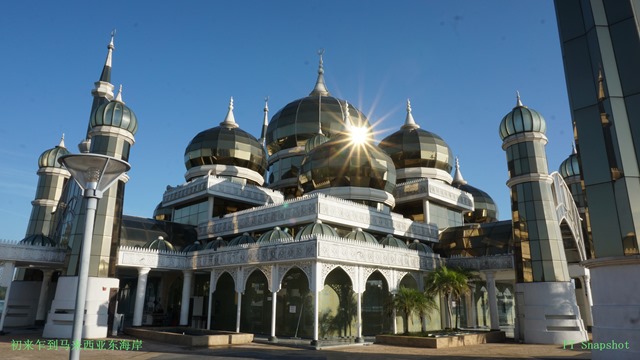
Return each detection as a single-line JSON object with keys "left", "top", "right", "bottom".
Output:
{"left": 235, "top": 291, "right": 242, "bottom": 333}
{"left": 485, "top": 271, "right": 500, "bottom": 330}
{"left": 581, "top": 275, "right": 594, "bottom": 327}
{"left": 355, "top": 291, "right": 363, "bottom": 342}
{"left": 207, "top": 270, "right": 216, "bottom": 330}
{"left": 133, "top": 267, "right": 151, "bottom": 326}
{"left": 0, "top": 261, "right": 16, "bottom": 333}
{"left": 466, "top": 283, "right": 477, "bottom": 328}
{"left": 391, "top": 293, "right": 398, "bottom": 334}
{"left": 311, "top": 261, "right": 321, "bottom": 346}
{"left": 180, "top": 270, "right": 193, "bottom": 326}
{"left": 35, "top": 269, "right": 55, "bottom": 323}
{"left": 269, "top": 291, "right": 278, "bottom": 342}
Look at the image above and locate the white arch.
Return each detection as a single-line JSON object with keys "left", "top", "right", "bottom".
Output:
{"left": 551, "top": 172, "right": 587, "bottom": 262}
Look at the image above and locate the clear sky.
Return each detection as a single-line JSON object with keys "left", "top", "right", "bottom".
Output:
{"left": 0, "top": 0, "right": 574, "bottom": 241}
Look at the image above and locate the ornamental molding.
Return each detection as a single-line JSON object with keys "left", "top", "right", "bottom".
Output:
{"left": 0, "top": 240, "right": 66, "bottom": 265}
{"left": 117, "top": 246, "right": 188, "bottom": 270}
{"left": 277, "top": 262, "right": 313, "bottom": 291}
{"left": 501, "top": 131, "right": 548, "bottom": 150}
{"left": 89, "top": 125, "right": 136, "bottom": 145}
{"left": 446, "top": 254, "right": 514, "bottom": 270}
{"left": 395, "top": 178, "right": 474, "bottom": 211}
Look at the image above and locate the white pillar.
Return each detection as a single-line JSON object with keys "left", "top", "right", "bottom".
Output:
{"left": 391, "top": 293, "right": 398, "bottom": 334}
{"left": 581, "top": 275, "right": 594, "bottom": 327}
{"left": 485, "top": 271, "right": 500, "bottom": 330}
{"left": 207, "top": 270, "right": 216, "bottom": 330}
{"left": 133, "top": 267, "right": 151, "bottom": 326}
{"left": 269, "top": 291, "right": 278, "bottom": 342}
{"left": 355, "top": 291, "right": 363, "bottom": 342}
{"left": 235, "top": 291, "right": 242, "bottom": 333}
{"left": 35, "top": 269, "right": 55, "bottom": 323}
{"left": 466, "top": 283, "right": 477, "bottom": 328}
{"left": 311, "top": 261, "right": 321, "bottom": 347}
{"left": 180, "top": 270, "right": 193, "bottom": 326}
{"left": 0, "top": 261, "right": 16, "bottom": 333}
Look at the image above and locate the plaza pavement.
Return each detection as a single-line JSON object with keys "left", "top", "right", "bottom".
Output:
{"left": 0, "top": 327, "right": 591, "bottom": 360}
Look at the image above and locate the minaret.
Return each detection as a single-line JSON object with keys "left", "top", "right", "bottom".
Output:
{"left": 499, "top": 93, "right": 587, "bottom": 344}
{"left": 25, "top": 135, "right": 70, "bottom": 238}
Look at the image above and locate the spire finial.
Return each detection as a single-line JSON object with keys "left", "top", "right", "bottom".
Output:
{"left": 114, "top": 84, "right": 124, "bottom": 103}
{"left": 343, "top": 100, "right": 353, "bottom": 128}
{"left": 58, "top": 134, "right": 66, "bottom": 148}
{"left": 597, "top": 66, "right": 606, "bottom": 101}
{"left": 260, "top": 96, "right": 269, "bottom": 147}
{"left": 220, "top": 96, "right": 239, "bottom": 128}
{"left": 452, "top": 157, "right": 467, "bottom": 186}
{"left": 310, "top": 49, "right": 330, "bottom": 96}
{"left": 100, "top": 30, "right": 115, "bottom": 82}
{"left": 401, "top": 98, "right": 420, "bottom": 129}
{"left": 571, "top": 142, "right": 577, "bottom": 155}
{"left": 516, "top": 90, "right": 523, "bottom": 107}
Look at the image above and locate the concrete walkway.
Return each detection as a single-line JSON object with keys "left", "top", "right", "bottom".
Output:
{"left": 0, "top": 327, "right": 591, "bottom": 360}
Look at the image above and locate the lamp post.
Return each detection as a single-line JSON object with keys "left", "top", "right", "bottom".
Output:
{"left": 58, "top": 153, "right": 130, "bottom": 360}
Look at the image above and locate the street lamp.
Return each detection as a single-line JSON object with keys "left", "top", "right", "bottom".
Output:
{"left": 58, "top": 153, "right": 130, "bottom": 360}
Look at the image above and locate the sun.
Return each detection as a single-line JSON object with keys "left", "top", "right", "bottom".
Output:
{"left": 349, "top": 125, "right": 369, "bottom": 144}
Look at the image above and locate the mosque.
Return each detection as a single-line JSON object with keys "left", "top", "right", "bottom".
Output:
{"left": 0, "top": 35, "right": 592, "bottom": 346}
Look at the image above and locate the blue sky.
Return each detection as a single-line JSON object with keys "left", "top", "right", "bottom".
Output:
{"left": 0, "top": 0, "right": 573, "bottom": 241}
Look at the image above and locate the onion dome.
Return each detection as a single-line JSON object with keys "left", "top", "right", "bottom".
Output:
{"left": 265, "top": 52, "right": 371, "bottom": 155}
{"left": 305, "top": 133, "right": 330, "bottom": 153}
{"left": 19, "top": 234, "right": 57, "bottom": 247}
{"left": 257, "top": 226, "right": 292, "bottom": 243}
{"left": 344, "top": 228, "right": 378, "bottom": 244}
{"left": 379, "top": 100, "right": 454, "bottom": 183}
{"left": 452, "top": 158, "right": 499, "bottom": 223}
{"left": 409, "top": 239, "right": 434, "bottom": 253}
{"left": 295, "top": 220, "right": 338, "bottom": 240}
{"left": 559, "top": 144, "right": 580, "bottom": 178}
{"left": 299, "top": 102, "right": 396, "bottom": 205}
{"left": 204, "top": 237, "right": 228, "bottom": 250}
{"left": 38, "top": 135, "right": 70, "bottom": 169}
{"left": 499, "top": 92, "right": 546, "bottom": 140}
{"left": 228, "top": 232, "right": 256, "bottom": 246}
{"left": 153, "top": 201, "right": 172, "bottom": 221}
{"left": 143, "top": 236, "right": 175, "bottom": 251}
{"left": 379, "top": 234, "right": 408, "bottom": 249}
{"left": 182, "top": 240, "right": 203, "bottom": 252}
{"left": 184, "top": 97, "right": 267, "bottom": 184}
{"left": 90, "top": 85, "right": 138, "bottom": 135}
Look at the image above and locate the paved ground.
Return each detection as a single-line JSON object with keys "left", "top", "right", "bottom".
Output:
{"left": 0, "top": 327, "right": 591, "bottom": 360}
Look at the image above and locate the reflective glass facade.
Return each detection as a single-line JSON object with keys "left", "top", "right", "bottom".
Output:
{"left": 379, "top": 127, "right": 454, "bottom": 174}
{"left": 173, "top": 201, "right": 209, "bottom": 226}
{"left": 428, "top": 202, "right": 463, "bottom": 229}
{"left": 555, "top": 0, "right": 640, "bottom": 256}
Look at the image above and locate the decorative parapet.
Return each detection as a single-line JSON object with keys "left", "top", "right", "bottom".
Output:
{"left": 395, "top": 178, "right": 474, "bottom": 211}
{"left": 446, "top": 254, "right": 514, "bottom": 270}
{"left": 198, "top": 193, "right": 438, "bottom": 241}
{"left": 163, "top": 175, "right": 284, "bottom": 207}
{"left": 0, "top": 239, "right": 66, "bottom": 265}
{"left": 117, "top": 235, "right": 442, "bottom": 272}
{"left": 117, "top": 246, "right": 188, "bottom": 270}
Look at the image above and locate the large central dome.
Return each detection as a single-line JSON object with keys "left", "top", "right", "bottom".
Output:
{"left": 265, "top": 53, "right": 372, "bottom": 196}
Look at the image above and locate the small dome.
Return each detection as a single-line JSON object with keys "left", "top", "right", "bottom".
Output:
{"left": 19, "top": 234, "right": 57, "bottom": 247}
{"left": 204, "top": 237, "right": 228, "bottom": 250}
{"left": 344, "top": 228, "right": 378, "bottom": 244}
{"left": 295, "top": 220, "right": 338, "bottom": 240}
{"left": 452, "top": 158, "right": 499, "bottom": 223}
{"left": 90, "top": 87, "right": 138, "bottom": 135}
{"left": 379, "top": 101, "right": 454, "bottom": 178}
{"left": 257, "top": 227, "right": 292, "bottom": 243}
{"left": 499, "top": 93, "right": 546, "bottom": 140}
{"left": 182, "top": 240, "right": 203, "bottom": 252}
{"left": 38, "top": 136, "right": 70, "bottom": 169}
{"left": 379, "top": 234, "right": 408, "bottom": 249}
{"left": 153, "top": 202, "right": 172, "bottom": 221}
{"left": 228, "top": 232, "right": 256, "bottom": 246}
{"left": 184, "top": 98, "right": 267, "bottom": 183}
{"left": 409, "top": 239, "right": 433, "bottom": 253}
{"left": 305, "top": 133, "right": 330, "bottom": 153}
{"left": 143, "top": 236, "right": 175, "bottom": 251}
{"left": 559, "top": 146, "right": 580, "bottom": 178}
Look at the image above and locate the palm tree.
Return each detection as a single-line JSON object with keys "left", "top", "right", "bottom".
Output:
{"left": 424, "top": 266, "right": 473, "bottom": 329}
{"left": 392, "top": 286, "right": 438, "bottom": 334}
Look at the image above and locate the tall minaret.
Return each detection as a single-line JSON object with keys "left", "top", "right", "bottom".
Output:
{"left": 499, "top": 93, "right": 587, "bottom": 344}
{"left": 61, "top": 35, "right": 137, "bottom": 279}
{"left": 25, "top": 135, "right": 70, "bottom": 238}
